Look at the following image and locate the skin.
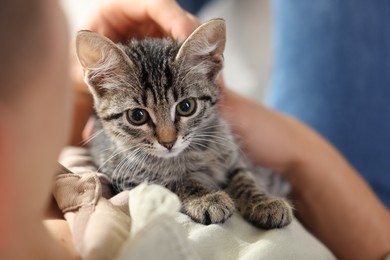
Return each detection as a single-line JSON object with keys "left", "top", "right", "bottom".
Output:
{"left": 0, "top": 0, "right": 388, "bottom": 259}
{"left": 0, "top": 0, "right": 73, "bottom": 259}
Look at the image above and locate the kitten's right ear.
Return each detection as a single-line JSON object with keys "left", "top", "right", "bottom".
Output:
{"left": 175, "top": 19, "right": 226, "bottom": 81}
{"left": 75, "top": 31, "right": 133, "bottom": 98}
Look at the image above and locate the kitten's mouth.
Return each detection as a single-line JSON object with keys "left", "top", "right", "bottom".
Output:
{"left": 157, "top": 147, "right": 184, "bottom": 158}
{"left": 152, "top": 142, "right": 189, "bottom": 158}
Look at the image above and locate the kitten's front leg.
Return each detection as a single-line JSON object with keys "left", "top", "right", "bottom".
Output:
{"left": 226, "top": 169, "right": 293, "bottom": 229}
{"left": 170, "top": 178, "right": 235, "bottom": 225}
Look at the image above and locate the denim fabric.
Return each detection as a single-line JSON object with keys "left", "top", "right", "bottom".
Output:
{"left": 267, "top": 0, "right": 390, "bottom": 207}
{"left": 177, "top": 0, "right": 211, "bottom": 14}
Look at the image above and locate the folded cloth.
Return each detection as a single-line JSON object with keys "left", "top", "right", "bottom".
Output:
{"left": 53, "top": 172, "right": 131, "bottom": 260}
{"left": 55, "top": 146, "right": 335, "bottom": 260}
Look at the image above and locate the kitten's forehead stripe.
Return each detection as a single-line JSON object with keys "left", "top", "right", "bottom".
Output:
{"left": 101, "top": 112, "right": 123, "bottom": 122}
{"left": 172, "top": 88, "right": 179, "bottom": 102}
{"left": 127, "top": 39, "right": 180, "bottom": 106}
{"left": 163, "top": 61, "right": 174, "bottom": 89}
{"left": 133, "top": 97, "right": 141, "bottom": 106}
{"left": 148, "top": 88, "right": 158, "bottom": 105}
{"left": 141, "top": 92, "right": 147, "bottom": 107}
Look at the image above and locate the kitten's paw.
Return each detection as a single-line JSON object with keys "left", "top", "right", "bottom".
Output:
{"left": 183, "top": 191, "right": 235, "bottom": 225}
{"left": 245, "top": 198, "right": 293, "bottom": 229}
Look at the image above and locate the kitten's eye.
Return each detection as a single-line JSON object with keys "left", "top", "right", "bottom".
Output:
{"left": 126, "top": 108, "right": 149, "bottom": 125}
{"left": 176, "top": 98, "right": 197, "bottom": 117}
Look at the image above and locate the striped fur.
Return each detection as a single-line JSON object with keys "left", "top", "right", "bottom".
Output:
{"left": 76, "top": 20, "right": 292, "bottom": 228}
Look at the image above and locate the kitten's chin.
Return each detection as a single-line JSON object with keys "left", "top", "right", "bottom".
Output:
{"left": 154, "top": 149, "right": 183, "bottom": 158}
{"left": 152, "top": 144, "right": 188, "bottom": 159}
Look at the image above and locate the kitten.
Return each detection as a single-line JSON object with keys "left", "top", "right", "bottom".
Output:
{"left": 76, "top": 19, "right": 292, "bottom": 229}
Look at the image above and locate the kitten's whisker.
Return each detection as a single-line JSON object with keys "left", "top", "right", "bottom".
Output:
{"left": 97, "top": 147, "right": 135, "bottom": 173}
{"left": 194, "top": 131, "right": 238, "bottom": 142}
{"left": 100, "top": 147, "right": 116, "bottom": 154}
{"left": 113, "top": 148, "right": 143, "bottom": 191}
{"left": 127, "top": 154, "right": 143, "bottom": 182}
{"left": 80, "top": 129, "right": 104, "bottom": 146}
{"left": 190, "top": 139, "right": 232, "bottom": 153}
{"left": 193, "top": 134, "right": 246, "bottom": 156}
{"left": 191, "top": 133, "right": 243, "bottom": 155}
{"left": 188, "top": 139, "right": 223, "bottom": 153}
{"left": 124, "top": 151, "right": 151, "bottom": 190}
{"left": 198, "top": 121, "right": 244, "bottom": 130}
{"left": 192, "top": 134, "right": 236, "bottom": 147}
{"left": 112, "top": 154, "right": 132, "bottom": 191}
{"left": 188, "top": 140, "right": 209, "bottom": 150}
{"left": 118, "top": 157, "right": 133, "bottom": 191}
{"left": 121, "top": 149, "right": 148, "bottom": 188}
{"left": 113, "top": 149, "right": 139, "bottom": 185}
{"left": 188, "top": 142, "right": 225, "bottom": 161}
{"left": 195, "top": 125, "right": 221, "bottom": 131}
{"left": 137, "top": 155, "right": 150, "bottom": 183}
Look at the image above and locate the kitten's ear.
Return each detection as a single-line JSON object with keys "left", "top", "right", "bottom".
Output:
{"left": 175, "top": 19, "right": 225, "bottom": 80}
{"left": 75, "top": 30, "right": 133, "bottom": 98}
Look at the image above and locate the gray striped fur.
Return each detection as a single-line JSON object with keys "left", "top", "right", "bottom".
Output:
{"left": 76, "top": 19, "right": 292, "bottom": 228}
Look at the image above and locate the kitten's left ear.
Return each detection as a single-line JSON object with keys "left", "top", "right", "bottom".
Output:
{"left": 75, "top": 30, "right": 135, "bottom": 99}
{"left": 175, "top": 19, "right": 226, "bottom": 80}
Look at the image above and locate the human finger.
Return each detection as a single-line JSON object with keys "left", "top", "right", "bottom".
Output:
{"left": 145, "top": 0, "right": 200, "bottom": 40}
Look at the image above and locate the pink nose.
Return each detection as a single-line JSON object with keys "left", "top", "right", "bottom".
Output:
{"left": 159, "top": 139, "right": 176, "bottom": 150}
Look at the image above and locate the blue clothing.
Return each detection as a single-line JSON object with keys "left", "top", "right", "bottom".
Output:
{"left": 267, "top": 0, "right": 390, "bottom": 208}
{"left": 177, "top": 0, "right": 210, "bottom": 14}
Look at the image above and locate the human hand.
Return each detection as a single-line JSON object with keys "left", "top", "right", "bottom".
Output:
{"left": 82, "top": 0, "right": 199, "bottom": 42}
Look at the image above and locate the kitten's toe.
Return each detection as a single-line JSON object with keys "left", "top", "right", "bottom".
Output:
{"left": 183, "top": 191, "right": 235, "bottom": 225}
{"left": 245, "top": 198, "right": 293, "bottom": 229}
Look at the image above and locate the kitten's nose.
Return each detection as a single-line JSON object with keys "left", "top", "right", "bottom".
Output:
{"left": 159, "top": 139, "right": 176, "bottom": 150}
{"left": 157, "top": 126, "right": 177, "bottom": 150}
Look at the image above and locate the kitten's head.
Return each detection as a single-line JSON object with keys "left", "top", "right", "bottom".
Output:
{"left": 76, "top": 19, "right": 225, "bottom": 158}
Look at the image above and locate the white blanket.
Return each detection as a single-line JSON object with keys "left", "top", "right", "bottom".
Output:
{"left": 57, "top": 147, "right": 335, "bottom": 260}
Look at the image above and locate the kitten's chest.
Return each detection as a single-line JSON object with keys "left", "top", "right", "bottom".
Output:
{"left": 144, "top": 150, "right": 235, "bottom": 182}
{"left": 106, "top": 147, "right": 238, "bottom": 188}
{"left": 176, "top": 144, "right": 242, "bottom": 184}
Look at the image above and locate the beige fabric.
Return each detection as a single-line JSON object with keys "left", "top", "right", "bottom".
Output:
{"left": 59, "top": 147, "right": 114, "bottom": 198}
{"left": 78, "top": 193, "right": 131, "bottom": 260}
{"left": 54, "top": 173, "right": 100, "bottom": 212}
{"left": 56, "top": 146, "right": 335, "bottom": 260}
{"left": 53, "top": 172, "right": 131, "bottom": 260}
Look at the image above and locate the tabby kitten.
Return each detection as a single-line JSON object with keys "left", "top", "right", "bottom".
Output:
{"left": 76, "top": 19, "right": 292, "bottom": 229}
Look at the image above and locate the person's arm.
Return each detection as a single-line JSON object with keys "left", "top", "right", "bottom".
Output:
{"left": 221, "top": 88, "right": 390, "bottom": 260}
{"left": 69, "top": 0, "right": 199, "bottom": 145}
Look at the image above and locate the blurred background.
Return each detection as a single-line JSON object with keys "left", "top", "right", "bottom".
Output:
{"left": 61, "top": 0, "right": 272, "bottom": 103}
